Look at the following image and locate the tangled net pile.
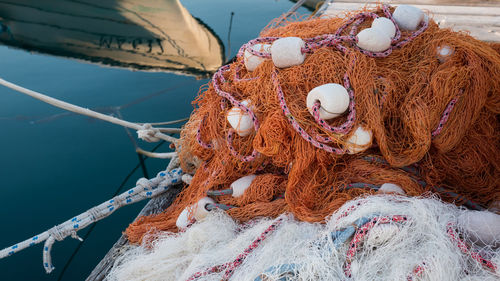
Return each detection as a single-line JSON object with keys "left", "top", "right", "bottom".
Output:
{"left": 126, "top": 4, "right": 500, "bottom": 243}
{"left": 110, "top": 196, "right": 500, "bottom": 281}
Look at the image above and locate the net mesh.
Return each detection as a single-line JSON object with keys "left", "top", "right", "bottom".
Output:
{"left": 126, "top": 6, "right": 500, "bottom": 244}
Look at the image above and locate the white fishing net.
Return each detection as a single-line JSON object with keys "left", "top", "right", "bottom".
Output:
{"left": 106, "top": 195, "right": 500, "bottom": 281}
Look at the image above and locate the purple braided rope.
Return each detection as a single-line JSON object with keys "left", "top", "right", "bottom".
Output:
{"left": 237, "top": 37, "right": 279, "bottom": 59}
{"left": 239, "top": 5, "right": 428, "bottom": 60}
{"left": 196, "top": 115, "right": 214, "bottom": 149}
{"left": 393, "top": 20, "right": 429, "bottom": 49}
{"left": 272, "top": 70, "right": 346, "bottom": 154}
{"left": 302, "top": 35, "right": 356, "bottom": 54}
{"left": 335, "top": 12, "right": 380, "bottom": 37}
{"left": 227, "top": 129, "right": 260, "bottom": 162}
{"left": 341, "top": 5, "right": 427, "bottom": 58}
{"left": 234, "top": 64, "right": 258, "bottom": 82}
{"left": 349, "top": 18, "right": 366, "bottom": 37}
{"left": 212, "top": 66, "right": 261, "bottom": 162}
{"left": 311, "top": 70, "right": 357, "bottom": 136}
{"left": 314, "top": 132, "right": 334, "bottom": 143}
{"left": 197, "top": 4, "right": 431, "bottom": 160}
{"left": 382, "top": 5, "right": 402, "bottom": 42}
{"left": 431, "top": 90, "right": 463, "bottom": 138}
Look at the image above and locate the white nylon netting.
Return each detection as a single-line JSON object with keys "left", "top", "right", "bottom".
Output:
{"left": 106, "top": 195, "right": 500, "bottom": 281}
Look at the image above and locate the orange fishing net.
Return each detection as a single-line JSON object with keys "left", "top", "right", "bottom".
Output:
{"left": 126, "top": 5, "right": 500, "bottom": 244}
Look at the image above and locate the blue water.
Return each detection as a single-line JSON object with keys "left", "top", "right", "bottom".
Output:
{"left": 0, "top": 1, "right": 309, "bottom": 280}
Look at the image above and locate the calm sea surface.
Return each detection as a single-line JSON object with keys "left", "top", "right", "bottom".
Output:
{"left": 0, "top": 1, "right": 309, "bottom": 280}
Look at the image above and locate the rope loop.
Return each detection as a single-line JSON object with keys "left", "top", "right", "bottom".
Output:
{"left": 136, "top": 177, "right": 155, "bottom": 190}
{"left": 137, "top": 123, "right": 161, "bottom": 142}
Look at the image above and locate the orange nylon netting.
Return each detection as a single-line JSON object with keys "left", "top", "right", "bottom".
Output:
{"left": 126, "top": 6, "right": 500, "bottom": 244}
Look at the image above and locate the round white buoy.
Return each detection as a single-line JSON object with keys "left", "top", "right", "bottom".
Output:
{"left": 345, "top": 126, "right": 373, "bottom": 154}
{"left": 356, "top": 28, "right": 392, "bottom": 52}
{"left": 436, "top": 45, "right": 454, "bottom": 63}
{"left": 193, "top": 197, "right": 215, "bottom": 221}
{"left": 270, "top": 37, "right": 306, "bottom": 68}
{"left": 365, "top": 224, "right": 400, "bottom": 247}
{"left": 371, "top": 17, "right": 396, "bottom": 38}
{"left": 378, "top": 183, "right": 406, "bottom": 195}
{"left": 231, "top": 174, "right": 257, "bottom": 197}
{"left": 244, "top": 44, "right": 271, "bottom": 71}
{"left": 458, "top": 210, "right": 500, "bottom": 247}
{"left": 392, "top": 5, "right": 424, "bottom": 31}
{"left": 176, "top": 207, "right": 192, "bottom": 230}
{"left": 226, "top": 100, "right": 254, "bottom": 137}
{"left": 306, "top": 83, "right": 350, "bottom": 120}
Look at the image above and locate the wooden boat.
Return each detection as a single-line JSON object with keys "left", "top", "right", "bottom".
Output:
{"left": 0, "top": 0, "right": 225, "bottom": 78}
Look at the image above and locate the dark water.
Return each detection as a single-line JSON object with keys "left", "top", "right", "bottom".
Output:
{"left": 0, "top": 1, "right": 309, "bottom": 280}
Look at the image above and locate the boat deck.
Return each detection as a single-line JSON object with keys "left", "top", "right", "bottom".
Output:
{"left": 317, "top": 0, "right": 500, "bottom": 42}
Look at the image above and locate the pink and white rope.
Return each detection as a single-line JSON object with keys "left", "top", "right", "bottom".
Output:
{"left": 272, "top": 70, "right": 347, "bottom": 154}
{"left": 343, "top": 215, "right": 409, "bottom": 277}
{"left": 311, "top": 70, "right": 357, "bottom": 136}
{"left": 431, "top": 90, "right": 463, "bottom": 138}
{"left": 185, "top": 217, "right": 284, "bottom": 281}
{"left": 446, "top": 222, "right": 498, "bottom": 273}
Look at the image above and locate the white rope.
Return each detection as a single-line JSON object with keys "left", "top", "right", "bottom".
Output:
{"left": 158, "top": 128, "right": 183, "bottom": 134}
{"left": 141, "top": 117, "right": 190, "bottom": 126}
{"left": 0, "top": 166, "right": 183, "bottom": 273}
{"left": 0, "top": 77, "right": 179, "bottom": 144}
{"left": 136, "top": 148, "right": 177, "bottom": 159}
{"left": 166, "top": 155, "right": 181, "bottom": 172}
{"left": 182, "top": 174, "right": 193, "bottom": 185}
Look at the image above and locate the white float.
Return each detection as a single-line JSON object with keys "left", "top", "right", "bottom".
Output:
{"left": 244, "top": 44, "right": 271, "bottom": 71}
{"left": 176, "top": 207, "right": 192, "bottom": 230}
{"left": 306, "top": 83, "right": 350, "bottom": 120}
{"left": 231, "top": 174, "right": 257, "bottom": 197}
{"left": 436, "top": 45, "right": 454, "bottom": 63}
{"left": 458, "top": 210, "right": 500, "bottom": 247}
{"left": 393, "top": 5, "right": 424, "bottom": 31}
{"left": 193, "top": 197, "right": 216, "bottom": 221}
{"left": 270, "top": 37, "right": 306, "bottom": 68}
{"left": 226, "top": 100, "right": 254, "bottom": 137}
{"left": 371, "top": 17, "right": 396, "bottom": 38}
{"left": 356, "top": 28, "right": 392, "bottom": 52}
{"left": 345, "top": 126, "right": 373, "bottom": 154}
{"left": 378, "top": 183, "right": 406, "bottom": 195}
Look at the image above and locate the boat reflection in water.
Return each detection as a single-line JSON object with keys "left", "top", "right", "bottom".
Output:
{"left": 0, "top": 0, "right": 225, "bottom": 77}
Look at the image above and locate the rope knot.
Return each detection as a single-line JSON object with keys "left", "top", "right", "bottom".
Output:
{"left": 136, "top": 177, "right": 154, "bottom": 190}
{"left": 47, "top": 225, "right": 67, "bottom": 241}
{"left": 137, "top": 123, "right": 161, "bottom": 142}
